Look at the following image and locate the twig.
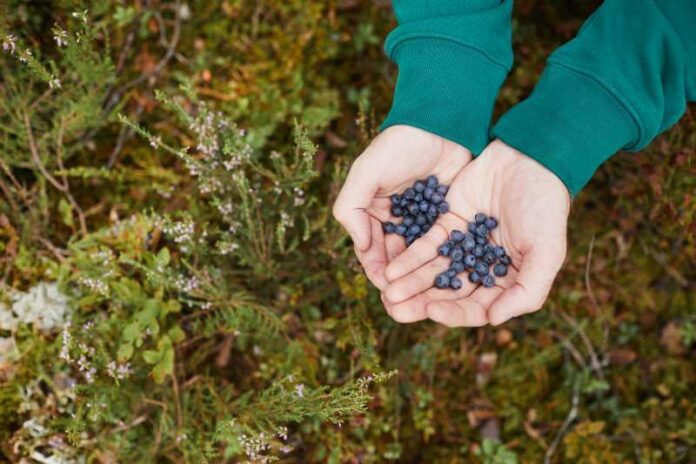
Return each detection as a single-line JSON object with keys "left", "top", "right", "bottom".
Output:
{"left": 558, "top": 310, "right": 605, "bottom": 382}
{"left": 544, "top": 378, "right": 581, "bottom": 464}
{"left": 55, "top": 119, "right": 88, "bottom": 235}
{"left": 585, "top": 235, "right": 611, "bottom": 353}
{"left": 171, "top": 368, "right": 184, "bottom": 429}
{"left": 110, "top": 415, "right": 147, "bottom": 434}
{"left": 38, "top": 237, "right": 67, "bottom": 263}
{"left": 107, "top": 102, "right": 144, "bottom": 168}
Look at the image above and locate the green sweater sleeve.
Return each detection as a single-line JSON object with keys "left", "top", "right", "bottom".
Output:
{"left": 380, "top": 0, "right": 513, "bottom": 155}
{"left": 492, "top": 0, "right": 696, "bottom": 195}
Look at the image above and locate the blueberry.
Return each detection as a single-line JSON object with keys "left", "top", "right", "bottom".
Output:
{"left": 464, "top": 232, "right": 475, "bottom": 241}
{"left": 446, "top": 268, "right": 457, "bottom": 278}
{"left": 434, "top": 272, "right": 450, "bottom": 289}
{"left": 462, "top": 237, "right": 476, "bottom": 251}
{"left": 468, "top": 271, "right": 481, "bottom": 284}
{"left": 474, "top": 261, "right": 489, "bottom": 275}
{"left": 485, "top": 217, "right": 498, "bottom": 230}
{"left": 464, "top": 254, "right": 476, "bottom": 268}
{"left": 428, "top": 204, "right": 438, "bottom": 216}
{"left": 383, "top": 222, "right": 396, "bottom": 234}
{"left": 436, "top": 184, "right": 448, "bottom": 195}
{"left": 475, "top": 234, "right": 488, "bottom": 245}
{"left": 500, "top": 255, "right": 511, "bottom": 266}
{"left": 423, "top": 187, "right": 434, "bottom": 200}
{"left": 438, "top": 202, "right": 450, "bottom": 214}
{"left": 475, "top": 224, "right": 489, "bottom": 237}
{"left": 416, "top": 214, "right": 428, "bottom": 226}
{"left": 403, "top": 215, "right": 415, "bottom": 226}
{"left": 493, "top": 263, "right": 508, "bottom": 277}
{"left": 395, "top": 224, "right": 408, "bottom": 236}
{"left": 405, "top": 235, "right": 417, "bottom": 246}
{"left": 451, "top": 248, "right": 464, "bottom": 262}
{"left": 431, "top": 193, "right": 443, "bottom": 204}
{"left": 493, "top": 246, "right": 506, "bottom": 258}
{"left": 450, "top": 230, "right": 465, "bottom": 242}
{"left": 426, "top": 175, "right": 438, "bottom": 188}
{"left": 483, "top": 252, "right": 496, "bottom": 264}
{"left": 438, "top": 243, "right": 452, "bottom": 257}
{"left": 414, "top": 193, "right": 423, "bottom": 202}
{"left": 484, "top": 244, "right": 494, "bottom": 253}
{"left": 475, "top": 213, "right": 487, "bottom": 224}
{"left": 450, "top": 277, "right": 463, "bottom": 290}
{"left": 407, "top": 203, "right": 420, "bottom": 215}
{"left": 468, "top": 222, "right": 478, "bottom": 234}
{"left": 450, "top": 261, "right": 465, "bottom": 273}
{"left": 481, "top": 275, "right": 495, "bottom": 288}
{"left": 423, "top": 223, "right": 431, "bottom": 232}
{"left": 418, "top": 201, "right": 430, "bottom": 213}
{"left": 404, "top": 188, "right": 416, "bottom": 200}
{"left": 390, "top": 194, "right": 401, "bottom": 206}
{"left": 414, "top": 180, "right": 426, "bottom": 192}
{"left": 391, "top": 206, "right": 403, "bottom": 217}
{"left": 407, "top": 225, "right": 421, "bottom": 236}
{"left": 472, "top": 245, "right": 484, "bottom": 257}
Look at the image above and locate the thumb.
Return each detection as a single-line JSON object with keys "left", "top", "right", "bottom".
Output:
{"left": 333, "top": 160, "right": 378, "bottom": 251}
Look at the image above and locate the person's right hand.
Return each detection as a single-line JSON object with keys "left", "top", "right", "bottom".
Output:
{"left": 333, "top": 125, "right": 471, "bottom": 314}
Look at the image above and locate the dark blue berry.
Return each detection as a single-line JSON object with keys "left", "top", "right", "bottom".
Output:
{"left": 391, "top": 206, "right": 403, "bottom": 217}
{"left": 431, "top": 193, "right": 443, "bottom": 204}
{"left": 428, "top": 204, "right": 438, "bottom": 217}
{"left": 446, "top": 268, "right": 457, "bottom": 278}
{"left": 475, "top": 224, "right": 489, "bottom": 237}
{"left": 395, "top": 224, "right": 407, "bottom": 236}
{"left": 438, "top": 243, "right": 452, "bottom": 257}
{"left": 423, "top": 223, "right": 431, "bottom": 232}
{"left": 474, "top": 261, "right": 489, "bottom": 275}
{"left": 468, "top": 222, "right": 478, "bottom": 234}
{"left": 468, "top": 272, "right": 481, "bottom": 284}
{"left": 450, "top": 261, "right": 465, "bottom": 273}
{"left": 493, "top": 246, "right": 506, "bottom": 258}
{"left": 405, "top": 235, "right": 417, "bottom": 246}
{"left": 407, "top": 203, "right": 419, "bottom": 215}
{"left": 464, "top": 254, "right": 476, "bottom": 268}
{"left": 414, "top": 193, "right": 423, "bottom": 202}
{"left": 484, "top": 244, "right": 494, "bottom": 253}
{"left": 485, "top": 217, "right": 498, "bottom": 230}
{"left": 390, "top": 194, "right": 401, "bottom": 206}
{"left": 404, "top": 188, "right": 415, "bottom": 200}
{"left": 450, "top": 277, "right": 463, "bottom": 290}
{"left": 383, "top": 222, "right": 396, "bottom": 234}
{"left": 481, "top": 275, "right": 495, "bottom": 288}
{"left": 472, "top": 245, "right": 484, "bottom": 257}
{"left": 403, "top": 215, "right": 415, "bottom": 226}
{"left": 483, "top": 252, "right": 496, "bottom": 264}
{"left": 462, "top": 237, "right": 476, "bottom": 251}
{"left": 500, "top": 255, "right": 511, "bottom": 266}
{"left": 414, "top": 180, "right": 426, "bottom": 192}
{"left": 475, "top": 213, "right": 487, "bottom": 224}
{"left": 407, "top": 225, "right": 421, "bottom": 236}
{"left": 423, "top": 187, "right": 434, "bottom": 200}
{"left": 451, "top": 248, "right": 464, "bottom": 262}
{"left": 418, "top": 201, "right": 429, "bottom": 213}
{"left": 416, "top": 214, "right": 428, "bottom": 225}
{"left": 450, "top": 230, "right": 465, "bottom": 242}
{"left": 426, "top": 175, "right": 438, "bottom": 188}
{"left": 436, "top": 184, "right": 448, "bottom": 195}
{"left": 434, "top": 273, "right": 450, "bottom": 289}
{"left": 438, "top": 202, "right": 450, "bottom": 214}
{"left": 464, "top": 232, "right": 475, "bottom": 241}
{"left": 493, "top": 263, "right": 508, "bottom": 277}
{"left": 475, "top": 234, "right": 488, "bottom": 245}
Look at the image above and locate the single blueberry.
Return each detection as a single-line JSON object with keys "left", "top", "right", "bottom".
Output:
{"left": 446, "top": 268, "right": 457, "bottom": 278}
{"left": 414, "top": 180, "right": 426, "bottom": 192}
{"left": 438, "top": 243, "right": 452, "bottom": 257}
{"left": 481, "top": 275, "right": 495, "bottom": 288}
{"left": 450, "top": 277, "right": 463, "bottom": 290}
{"left": 395, "top": 224, "right": 408, "bottom": 236}
{"left": 428, "top": 204, "right": 438, "bottom": 217}
{"left": 468, "top": 222, "right": 478, "bottom": 234}
{"left": 383, "top": 222, "right": 396, "bottom": 234}
{"left": 475, "top": 234, "right": 488, "bottom": 245}
{"left": 403, "top": 215, "right": 415, "bottom": 226}
{"left": 475, "top": 213, "right": 487, "bottom": 224}
{"left": 436, "top": 184, "right": 448, "bottom": 195}
{"left": 472, "top": 245, "right": 484, "bottom": 257}
{"left": 451, "top": 248, "right": 464, "bottom": 262}
{"left": 493, "top": 246, "right": 506, "bottom": 258}
{"left": 485, "top": 217, "right": 498, "bottom": 230}
{"left": 423, "top": 223, "right": 431, "bottom": 232}
{"left": 418, "top": 201, "right": 430, "bottom": 213}
{"left": 484, "top": 244, "right": 494, "bottom": 253}
{"left": 434, "top": 273, "right": 450, "bottom": 289}
{"left": 475, "top": 224, "right": 489, "bottom": 237}
{"left": 462, "top": 237, "right": 476, "bottom": 251}
{"left": 450, "top": 230, "right": 465, "bottom": 242}
{"left": 493, "top": 263, "right": 508, "bottom": 277}
{"left": 405, "top": 235, "right": 417, "bottom": 246}
{"left": 414, "top": 193, "right": 423, "bottom": 202}
{"left": 468, "top": 271, "right": 481, "bottom": 284}
{"left": 426, "top": 175, "right": 438, "bottom": 188}
{"left": 431, "top": 193, "right": 443, "bottom": 204}
{"left": 416, "top": 214, "right": 428, "bottom": 226}
{"left": 404, "top": 188, "right": 416, "bottom": 200}
{"left": 464, "top": 254, "right": 476, "bottom": 268}
{"left": 391, "top": 206, "right": 403, "bottom": 217}
{"left": 474, "top": 261, "right": 489, "bottom": 275}
{"left": 500, "top": 255, "right": 511, "bottom": 266}
{"left": 400, "top": 198, "right": 409, "bottom": 207}
{"left": 423, "top": 187, "right": 434, "bottom": 200}
{"left": 407, "top": 203, "right": 420, "bottom": 215}
{"left": 438, "top": 202, "right": 450, "bottom": 214}
{"left": 483, "top": 252, "right": 496, "bottom": 264}
{"left": 390, "top": 194, "right": 401, "bottom": 206}
{"left": 450, "top": 261, "right": 465, "bottom": 273}
{"left": 407, "top": 224, "right": 421, "bottom": 236}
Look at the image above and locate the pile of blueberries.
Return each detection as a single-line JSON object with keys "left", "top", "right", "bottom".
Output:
{"left": 382, "top": 175, "right": 450, "bottom": 246}
{"left": 434, "top": 213, "right": 511, "bottom": 290}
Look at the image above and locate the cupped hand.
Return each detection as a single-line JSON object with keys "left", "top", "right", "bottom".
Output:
{"left": 381, "top": 140, "right": 571, "bottom": 326}
{"left": 333, "top": 125, "right": 471, "bottom": 298}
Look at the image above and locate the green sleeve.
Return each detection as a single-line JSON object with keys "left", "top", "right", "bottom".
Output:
{"left": 492, "top": 0, "right": 696, "bottom": 196}
{"left": 380, "top": 0, "right": 513, "bottom": 155}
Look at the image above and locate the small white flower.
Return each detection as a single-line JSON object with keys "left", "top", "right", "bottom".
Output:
{"left": 18, "top": 49, "right": 32, "bottom": 63}
{"left": 48, "top": 78, "right": 61, "bottom": 89}
{"left": 2, "top": 35, "right": 17, "bottom": 54}
{"left": 53, "top": 28, "right": 68, "bottom": 47}
{"left": 149, "top": 135, "right": 162, "bottom": 149}
{"left": 295, "top": 383, "right": 305, "bottom": 398}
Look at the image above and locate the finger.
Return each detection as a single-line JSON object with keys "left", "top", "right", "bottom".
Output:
{"left": 384, "top": 221, "right": 451, "bottom": 282}
{"left": 384, "top": 256, "right": 464, "bottom": 304}
{"left": 385, "top": 234, "right": 406, "bottom": 262}
{"left": 366, "top": 197, "right": 392, "bottom": 223}
{"left": 355, "top": 217, "right": 389, "bottom": 290}
{"left": 426, "top": 285, "right": 504, "bottom": 327}
{"left": 333, "top": 160, "right": 378, "bottom": 251}
{"left": 487, "top": 245, "right": 565, "bottom": 325}
{"left": 380, "top": 292, "right": 429, "bottom": 324}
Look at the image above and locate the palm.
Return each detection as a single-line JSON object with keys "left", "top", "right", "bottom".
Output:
{"left": 333, "top": 125, "right": 471, "bottom": 292}
{"left": 382, "top": 140, "right": 570, "bottom": 326}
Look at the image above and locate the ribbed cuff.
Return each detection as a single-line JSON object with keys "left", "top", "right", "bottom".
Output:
{"left": 380, "top": 39, "right": 509, "bottom": 155}
{"left": 491, "top": 63, "right": 638, "bottom": 196}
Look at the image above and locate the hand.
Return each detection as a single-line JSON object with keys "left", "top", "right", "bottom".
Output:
{"left": 382, "top": 140, "right": 571, "bottom": 326}
{"left": 333, "top": 125, "right": 471, "bottom": 301}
